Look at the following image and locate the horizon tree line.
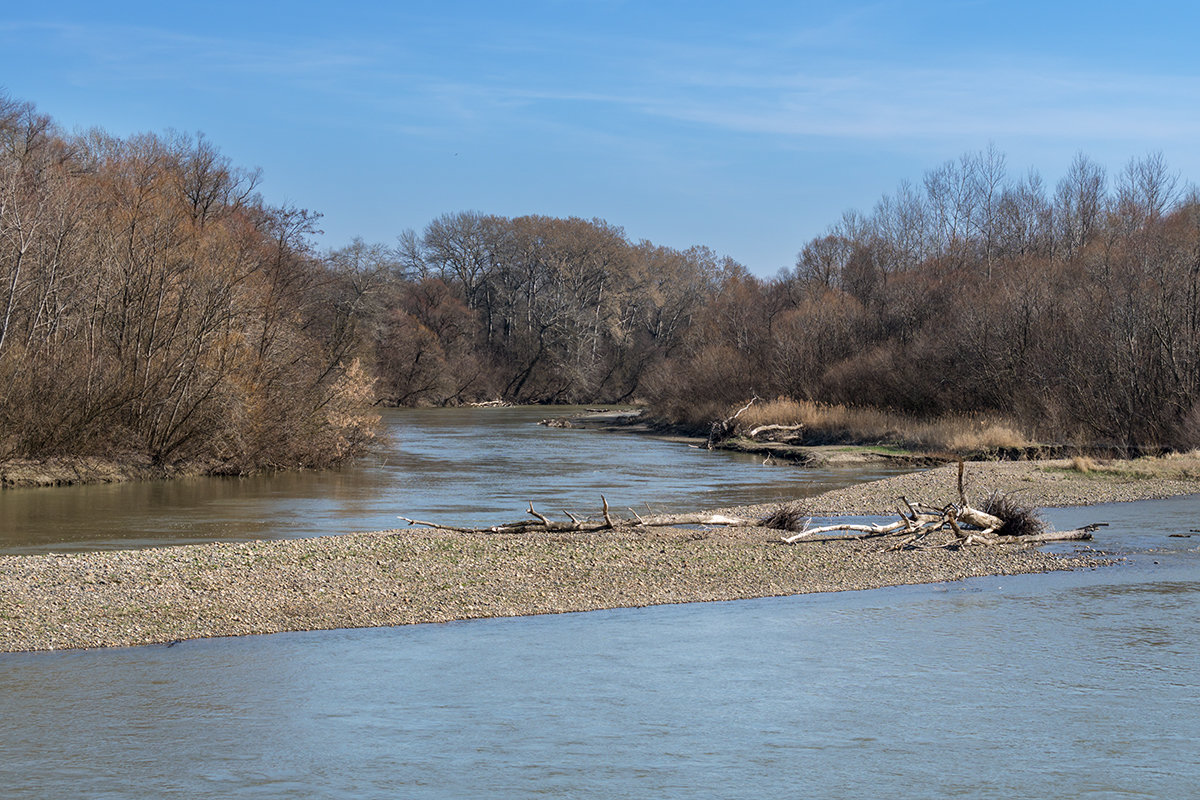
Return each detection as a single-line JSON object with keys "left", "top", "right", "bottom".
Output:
{"left": 4, "top": 90, "right": 1198, "bottom": 470}
{"left": 353, "top": 146, "right": 1200, "bottom": 452}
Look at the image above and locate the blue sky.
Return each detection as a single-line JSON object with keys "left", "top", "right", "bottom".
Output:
{"left": 3, "top": 1, "right": 1198, "bottom": 275}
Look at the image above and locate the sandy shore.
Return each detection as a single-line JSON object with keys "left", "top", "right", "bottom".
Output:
{"left": 2, "top": 458, "right": 1196, "bottom": 653}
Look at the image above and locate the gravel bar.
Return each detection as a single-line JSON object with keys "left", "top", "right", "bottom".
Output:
{"left": 3, "top": 459, "right": 1194, "bottom": 653}
{"left": 731, "top": 458, "right": 1200, "bottom": 519}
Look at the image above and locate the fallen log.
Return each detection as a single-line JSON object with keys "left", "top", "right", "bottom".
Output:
{"left": 745, "top": 423, "right": 805, "bottom": 441}
{"left": 782, "top": 513, "right": 1097, "bottom": 547}
{"left": 783, "top": 518, "right": 916, "bottom": 541}
{"left": 399, "top": 496, "right": 764, "bottom": 535}
{"left": 398, "top": 464, "right": 1104, "bottom": 551}
{"left": 962, "top": 528, "right": 1100, "bottom": 546}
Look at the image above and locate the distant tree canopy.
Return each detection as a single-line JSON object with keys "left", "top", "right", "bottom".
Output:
{"left": 4, "top": 91, "right": 1199, "bottom": 468}
{"left": 765, "top": 148, "right": 1200, "bottom": 451}
{"left": 348, "top": 211, "right": 738, "bottom": 407}
{"left": 355, "top": 147, "right": 1200, "bottom": 452}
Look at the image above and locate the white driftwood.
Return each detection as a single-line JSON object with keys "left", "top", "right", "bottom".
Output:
{"left": 781, "top": 511, "right": 1095, "bottom": 547}
{"left": 957, "top": 506, "right": 1004, "bottom": 534}
{"left": 399, "top": 464, "right": 1104, "bottom": 552}
{"left": 399, "top": 497, "right": 761, "bottom": 535}
{"left": 782, "top": 519, "right": 911, "bottom": 542}
{"left": 782, "top": 463, "right": 1099, "bottom": 548}
{"left": 1013, "top": 526, "right": 1104, "bottom": 544}
{"left": 746, "top": 423, "right": 805, "bottom": 440}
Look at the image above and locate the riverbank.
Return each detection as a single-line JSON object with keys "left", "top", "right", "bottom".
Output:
{"left": 0, "top": 456, "right": 213, "bottom": 488}
{"left": 556, "top": 408, "right": 961, "bottom": 466}
{"left": 6, "top": 458, "right": 1195, "bottom": 653}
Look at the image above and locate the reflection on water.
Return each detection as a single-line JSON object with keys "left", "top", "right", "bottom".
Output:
{"left": 1, "top": 497, "right": 1198, "bottom": 798}
{"left": 0, "top": 406, "right": 913, "bottom": 554}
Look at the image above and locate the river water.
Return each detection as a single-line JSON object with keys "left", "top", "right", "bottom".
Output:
{"left": 0, "top": 406, "right": 912, "bottom": 554}
{"left": 2, "top": 411, "right": 1198, "bottom": 798}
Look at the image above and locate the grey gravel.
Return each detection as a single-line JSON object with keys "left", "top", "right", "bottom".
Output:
{"left": 4, "top": 458, "right": 1192, "bottom": 653}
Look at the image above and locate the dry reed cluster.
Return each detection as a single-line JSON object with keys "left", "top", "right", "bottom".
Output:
{"left": 733, "top": 398, "right": 1031, "bottom": 455}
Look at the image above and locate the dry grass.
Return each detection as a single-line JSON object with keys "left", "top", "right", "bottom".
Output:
{"left": 1071, "top": 455, "right": 1099, "bottom": 473}
{"left": 1056, "top": 450, "right": 1200, "bottom": 480}
{"left": 732, "top": 397, "right": 1031, "bottom": 455}
{"left": 737, "top": 398, "right": 814, "bottom": 429}
{"left": 944, "top": 425, "right": 1029, "bottom": 452}
{"left": 756, "top": 502, "right": 810, "bottom": 532}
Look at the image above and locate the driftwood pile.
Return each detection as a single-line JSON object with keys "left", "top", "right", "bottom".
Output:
{"left": 781, "top": 462, "right": 1101, "bottom": 549}
{"left": 705, "top": 396, "right": 804, "bottom": 450}
{"left": 400, "top": 464, "right": 1101, "bottom": 550}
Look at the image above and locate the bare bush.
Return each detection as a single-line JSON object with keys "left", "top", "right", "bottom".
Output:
{"left": 981, "top": 492, "right": 1046, "bottom": 538}
{"left": 0, "top": 95, "right": 377, "bottom": 472}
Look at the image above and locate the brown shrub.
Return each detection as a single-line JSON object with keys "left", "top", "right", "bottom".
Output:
{"left": 982, "top": 491, "right": 1046, "bottom": 537}
{"left": 1070, "top": 456, "right": 1099, "bottom": 473}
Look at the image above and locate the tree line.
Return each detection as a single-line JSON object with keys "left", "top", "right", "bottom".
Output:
{"left": 0, "top": 94, "right": 374, "bottom": 471}
{"left": 346, "top": 211, "right": 739, "bottom": 407}
{"left": 357, "top": 146, "right": 1200, "bottom": 452}
{"left": 653, "top": 146, "right": 1200, "bottom": 451}
{"left": 4, "top": 91, "right": 1198, "bottom": 470}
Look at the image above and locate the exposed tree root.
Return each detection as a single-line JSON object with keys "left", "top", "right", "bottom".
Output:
{"left": 708, "top": 397, "right": 758, "bottom": 449}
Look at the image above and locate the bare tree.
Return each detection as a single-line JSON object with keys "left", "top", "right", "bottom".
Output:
{"left": 1054, "top": 152, "right": 1107, "bottom": 259}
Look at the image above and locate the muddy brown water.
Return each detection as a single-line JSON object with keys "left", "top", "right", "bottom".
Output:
{"left": 0, "top": 406, "right": 914, "bottom": 554}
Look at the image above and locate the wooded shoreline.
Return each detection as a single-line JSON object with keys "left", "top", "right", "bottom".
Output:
{"left": 6, "top": 94, "right": 1200, "bottom": 478}
{"left": 3, "top": 458, "right": 1196, "bottom": 654}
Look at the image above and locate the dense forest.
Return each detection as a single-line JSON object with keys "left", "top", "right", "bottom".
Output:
{"left": 661, "top": 147, "right": 1200, "bottom": 452}
{"left": 3, "top": 94, "right": 1199, "bottom": 472}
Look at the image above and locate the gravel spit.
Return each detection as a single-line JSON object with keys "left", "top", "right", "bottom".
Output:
{"left": 2, "top": 459, "right": 1193, "bottom": 653}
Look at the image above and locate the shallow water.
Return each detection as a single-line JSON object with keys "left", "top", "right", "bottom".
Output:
{"left": 0, "top": 406, "right": 912, "bottom": 554}
{"left": 2, "top": 497, "right": 1198, "bottom": 798}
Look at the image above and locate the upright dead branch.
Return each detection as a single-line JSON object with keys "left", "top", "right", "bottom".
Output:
{"left": 708, "top": 397, "right": 758, "bottom": 449}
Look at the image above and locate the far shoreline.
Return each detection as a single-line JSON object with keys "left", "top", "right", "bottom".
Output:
{"left": 2, "top": 458, "right": 1197, "bottom": 654}
{"left": 0, "top": 405, "right": 930, "bottom": 489}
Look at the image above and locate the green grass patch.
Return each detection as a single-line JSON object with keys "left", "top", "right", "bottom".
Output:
{"left": 831, "top": 444, "right": 913, "bottom": 456}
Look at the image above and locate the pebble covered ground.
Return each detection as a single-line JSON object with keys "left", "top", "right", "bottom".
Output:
{"left": 2, "top": 459, "right": 1194, "bottom": 653}
{"left": 731, "top": 458, "right": 1200, "bottom": 518}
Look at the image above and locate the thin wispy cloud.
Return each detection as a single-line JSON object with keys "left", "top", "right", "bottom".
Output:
{"left": 34, "top": 16, "right": 1200, "bottom": 148}
{"left": 6, "top": 20, "right": 373, "bottom": 86}
{"left": 646, "top": 65, "right": 1200, "bottom": 141}
{"left": 5, "top": 2, "right": 1198, "bottom": 273}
